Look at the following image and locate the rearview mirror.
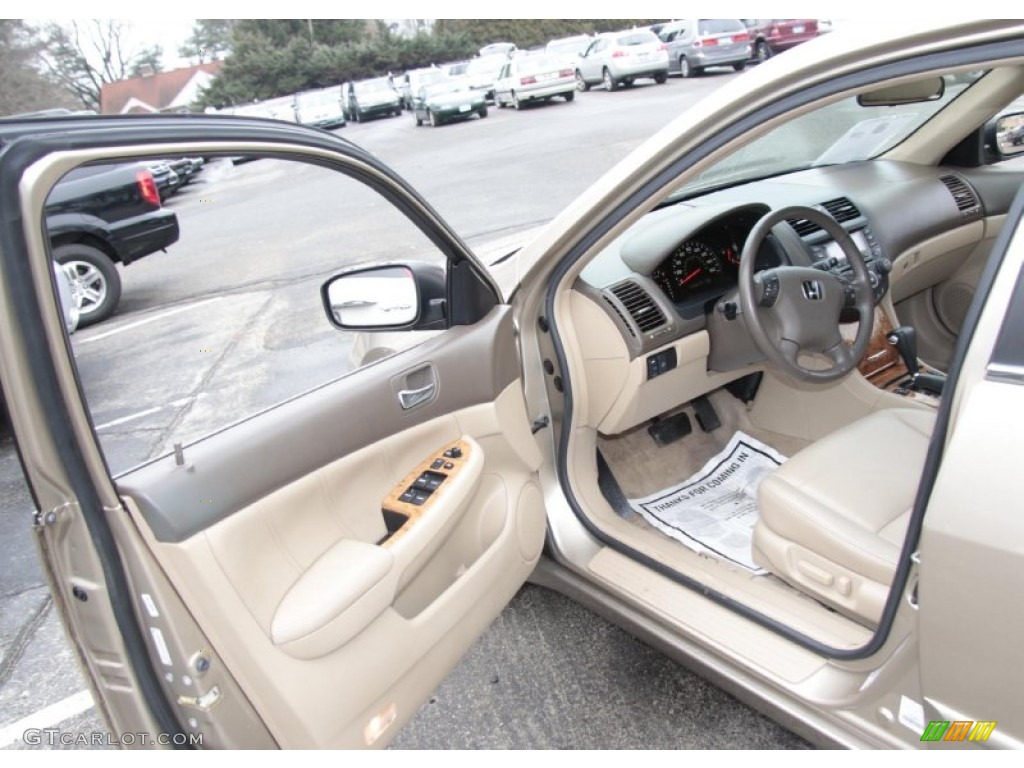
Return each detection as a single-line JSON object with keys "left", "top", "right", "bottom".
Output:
{"left": 857, "top": 77, "right": 945, "bottom": 106}
{"left": 321, "top": 262, "right": 446, "bottom": 331}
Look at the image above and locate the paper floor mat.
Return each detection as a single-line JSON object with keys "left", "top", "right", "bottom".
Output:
{"left": 628, "top": 431, "right": 787, "bottom": 573}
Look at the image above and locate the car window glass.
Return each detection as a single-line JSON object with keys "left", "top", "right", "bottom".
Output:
{"left": 616, "top": 32, "right": 656, "bottom": 46}
{"left": 697, "top": 19, "right": 744, "bottom": 36}
{"left": 49, "top": 156, "right": 447, "bottom": 475}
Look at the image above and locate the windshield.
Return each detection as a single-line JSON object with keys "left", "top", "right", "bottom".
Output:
{"left": 670, "top": 74, "right": 983, "bottom": 201}
{"left": 354, "top": 78, "right": 393, "bottom": 95}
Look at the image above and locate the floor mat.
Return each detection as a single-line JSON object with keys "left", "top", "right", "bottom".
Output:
{"left": 627, "top": 432, "right": 786, "bottom": 573}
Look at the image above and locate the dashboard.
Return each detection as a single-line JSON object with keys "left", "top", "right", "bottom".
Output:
{"left": 576, "top": 159, "right": 1024, "bottom": 368}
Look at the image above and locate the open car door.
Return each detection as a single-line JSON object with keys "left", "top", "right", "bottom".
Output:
{"left": 0, "top": 117, "right": 546, "bottom": 748}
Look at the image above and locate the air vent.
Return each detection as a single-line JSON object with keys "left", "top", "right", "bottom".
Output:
{"left": 787, "top": 197, "right": 862, "bottom": 237}
{"left": 820, "top": 197, "right": 861, "bottom": 223}
{"left": 939, "top": 174, "right": 981, "bottom": 214}
{"left": 602, "top": 296, "right": 636, "bottom": 338}
{"left": 608, "top": 281, "right": 666, "bottom": 333}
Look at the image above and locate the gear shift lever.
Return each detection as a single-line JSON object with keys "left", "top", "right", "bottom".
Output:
{"left": 887, "top": 326, "right": 919, "bottom": 377}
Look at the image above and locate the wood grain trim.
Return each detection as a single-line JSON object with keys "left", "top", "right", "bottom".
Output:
{"left": 380, "top": 438, "right": 472, "bottom": 547}
{"left": 841, "top": 308, "right": 908, "bottom": 384}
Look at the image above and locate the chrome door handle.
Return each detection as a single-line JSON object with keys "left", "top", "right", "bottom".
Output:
{"left": 398, "top": 383, "right": 435, "bottom": 410}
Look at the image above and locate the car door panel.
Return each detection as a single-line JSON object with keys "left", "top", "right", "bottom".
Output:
{"left": 121, "top": 378, "right": 544, "bottom": 747}
{"left": 117, "top": 306, "right": 521, "bottom": 541}
{"left": 111, "top": 309, "right": 545, "bottom": 747}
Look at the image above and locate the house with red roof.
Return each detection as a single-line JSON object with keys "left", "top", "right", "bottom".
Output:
{"left": 100, "top": 61, "right": 224, "bottom": 115}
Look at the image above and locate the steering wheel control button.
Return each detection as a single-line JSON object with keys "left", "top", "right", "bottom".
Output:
{"left": 759, "top": 274, "right": 781, "bottom": 307}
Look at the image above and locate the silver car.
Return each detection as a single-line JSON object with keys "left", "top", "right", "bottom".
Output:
{"left": 494, "top": 53, "right": 577, "bottom": 109}
{"left": 575, "top": 29, "right": 669, "bottom": 92}
{"left": 660, "top": 18, "right": 752, "bottom": 78}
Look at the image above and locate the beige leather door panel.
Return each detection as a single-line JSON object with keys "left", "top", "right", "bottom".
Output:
{"left": 113, "top": 307, "right": 546, "bottom": 747}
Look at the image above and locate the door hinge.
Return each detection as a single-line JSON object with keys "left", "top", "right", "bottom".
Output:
{"left": 531, "top": 415, "right": 550, "bottom": 434}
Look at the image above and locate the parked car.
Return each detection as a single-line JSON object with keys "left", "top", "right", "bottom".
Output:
{"left": 463, "top": 54, "right": 509, "bottom": 103}
{"left": 480, "top": 42, "right": 516, "bottom": 57}
{"left": 343, "top": 78, "right": 402, "bottom": 122}
{"left": 5, "top": 19, "right": 1024, "bottom": 751}
{"left": 42, "top": 162, "right": 180, "bottom": 325}
{"left": 743, "top": 19, "right": 819, "bottom": 63}
{"left": 545, "top": 34, "right": 592, "bottom": 67}
{"left": 411, "top": 81, "right": 488, "bottom": 126}
{"left": 659, "top": 18, "right": 751, "bottom": 78}
{"left": 147, "top": 161, "right": 181, "bottom": 200}
{"left": 294, "top": 86, "right": 347, "bottom": 129}
{"left": 575, "top": 29, "right": 669, "bottom": 91}
{"left": 396, "top": 67, "right": 445, "bottom": 110}
{"left": 494, "top": 53, "right": 576, "bottom": 109}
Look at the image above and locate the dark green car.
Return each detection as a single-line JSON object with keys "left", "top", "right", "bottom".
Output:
{"left": 412, "top": 81, "right": 488, "bottom": 127}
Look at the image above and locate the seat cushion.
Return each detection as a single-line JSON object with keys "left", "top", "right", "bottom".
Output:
{"left": 753, "top": 408, "right": 935, "bottom": 623}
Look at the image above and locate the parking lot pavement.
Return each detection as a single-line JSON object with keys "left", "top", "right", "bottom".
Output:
{"left": 1, "top": 70, "right": 812, "bottom": 749}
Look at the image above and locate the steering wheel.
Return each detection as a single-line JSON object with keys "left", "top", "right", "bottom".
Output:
{"left": 737, "top": 206, "right": 874, "bottom": 383}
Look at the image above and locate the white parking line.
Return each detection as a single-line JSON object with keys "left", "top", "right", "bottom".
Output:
{"left": 77, "top": 297, "right": 223, "bottom": 344}
{"left": 94, "top": 394, "right": 206, "bottom": 432}
{"left": 0, "top": 689, "right": 94, "bottom": 748}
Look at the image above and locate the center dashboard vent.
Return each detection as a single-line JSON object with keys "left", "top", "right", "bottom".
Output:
{"left": 939, "top": 174, "right": 982, "bottom": 217}
{"left": 607, "top": 280, "right": 666, "bottom": 333}
{"left": 787, "top": 197, "right": 862, "bottom": 237}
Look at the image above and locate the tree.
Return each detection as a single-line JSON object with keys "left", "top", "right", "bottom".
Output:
{"left": 0, "top": 20, "right": 77, "bottom": 116}
{"left": 179, "top": 19, "right": 235, "bottom": 64}
{"left": 129, "top": 46, "right": 163, "bottom": 78}
{"left": 39, "top": 20, "right": 164, "bottom": 112}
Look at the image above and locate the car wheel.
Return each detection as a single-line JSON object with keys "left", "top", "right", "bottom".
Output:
{"left": 415, "top": 113, "right": 423, "bottom": 126}
{"left": 512, "top": 91, "right": 522, "bottom": 110}
{"left": 654, "top": 72, "right": 667, "bottom": 84}
{"left": 733, "top": 62, "right": 747, "bottom": 72}
{"left": 564, "top": 90, "right": 575, "bottom": 102}
{"left": 53, "top": 243, "right": 122, "bottom": 327}
{"left": 680, "top": 57, "right": 693, "bottom": 78}
{"left": 428, "top": 110, "right": 440, "bottom": 127}
{"left": 756, "top": 41, "right": 771, "bottom": 63}
{"left": 478, "top": 105, "right": 488, "bottom": 118}
{"left": 575, "top": 70, "right": 590, "bottom": 92}
{"left": 602, "top": 68, "right": 619, "bottom": 92}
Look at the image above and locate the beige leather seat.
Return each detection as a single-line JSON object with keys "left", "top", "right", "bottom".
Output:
{"left": 753, "top": 408, "right": 936, "bottom": 626}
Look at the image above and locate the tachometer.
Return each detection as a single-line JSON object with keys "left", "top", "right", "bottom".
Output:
{"left": 652, "top": 239, "right": 722, "bottom": 302}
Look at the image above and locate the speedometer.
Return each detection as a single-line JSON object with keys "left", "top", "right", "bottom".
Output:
{"left": 651, "top": 239, "right": 723, "bottom": 302}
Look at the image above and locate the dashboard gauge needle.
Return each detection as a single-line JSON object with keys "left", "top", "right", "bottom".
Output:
{"left": 681, "top": 268, "right": 702, "bottom": 285}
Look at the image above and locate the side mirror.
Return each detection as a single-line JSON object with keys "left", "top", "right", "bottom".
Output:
{"left": 321, "top": 262, "right": 446, "bottom": 331}
{"left": 992, "top": 112, "right": 1024, "bottom": 158}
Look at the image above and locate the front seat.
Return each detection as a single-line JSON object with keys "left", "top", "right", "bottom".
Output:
{"left": 752, "top": 408, "right": 935, "bottom": 626}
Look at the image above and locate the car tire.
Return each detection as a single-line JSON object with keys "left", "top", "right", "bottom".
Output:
{"left": 680, "top": 57, "right": 694, "bottom": 78}
{"left": 733, "top": 62, "right": 747, "bottom": 72}
{"left": 53, "top": 243, "right": 121, "bottom": 327}
{"left": 478, "top": 105, "right": 488, "bottom": 118}
{"left": 564, "top": 90, "right": 575, "bottom": 102}
{"left": 654, "top": 72, "right": 667, "bottom": 84}
{"left": 756, "top": 41, "right": 771, "bottom": 63}
{"left": 575, "top": 70, "right": 590, "bottom": 92}
{"left": 415, "top": 113, "right": 423, "bottom": 126}
{"left": 428, "top": 110, "right": 440, "bottom": 127}
{"left": 602, "top": 68, "right": 619, "bottom": 92}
